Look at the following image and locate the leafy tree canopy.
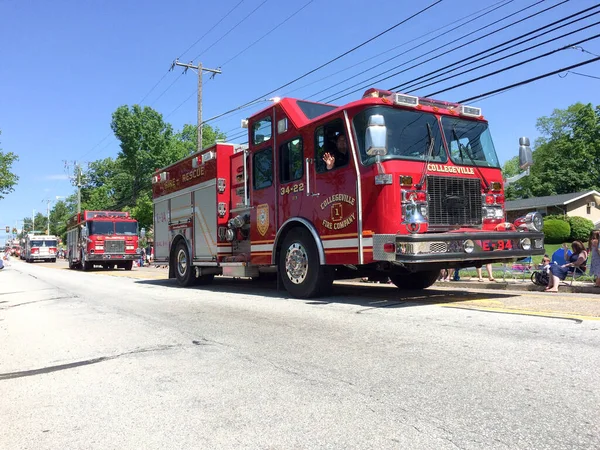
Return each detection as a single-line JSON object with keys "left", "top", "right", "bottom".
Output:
{"left": 503, "top": 103, "right": 600, "bottom": 200}
{"left": 0, "top": 130, "right": 19, "bottom": 200}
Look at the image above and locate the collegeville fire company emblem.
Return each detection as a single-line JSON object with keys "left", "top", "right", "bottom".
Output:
{"left": 257, "top": 204, "right": 269, "bottom": 236}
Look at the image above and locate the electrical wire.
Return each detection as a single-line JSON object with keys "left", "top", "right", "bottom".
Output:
{"left": 191, "top": 0, "right": 270, "bottom": 62}
{"left": 424, "top": 32, "right": 600, "bottom": 97}
{"left": 219, "top": 0, "right": 314, "bottom": 68}
{"left": 308, "top": 0, "right": 519, "bottom": 101}
{"left": 559, "top": 70, "right": 600, "bottom": 80}
{"left": 177, "top": 0, "right": 246, "bottom": 61}
{"left": 458, "top": 56, "right": 600, "bottom": 103}
{"left": 394, "top": 3, "right": 600, "bottom": 93}
{"left": 279, "top": 0, "right": 512, "bottom": 98}
{"left": 321, "top": 0, "right": 566, "bottom": 103}
{"left": 201, "top": 0, "right": 443, "bottom": 125}
{"left": 406, "top": 17, "right": 600, "bottom": 96}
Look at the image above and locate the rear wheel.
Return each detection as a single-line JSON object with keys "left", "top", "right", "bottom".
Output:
{"left": 389, "top": 269, "right": 439, "bottom": 290}
{"left": 124, "top": 261, "right": 133, "bottom": 271}
{"left": 279, "top": 228, "right": 333, "bottom": 298}
{"left": 174, "top": 241, "right": 195, "bottom": 286}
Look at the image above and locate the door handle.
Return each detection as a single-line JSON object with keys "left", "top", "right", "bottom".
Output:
{"left": 305, "top": 158, "right": 320, "bottom": 197}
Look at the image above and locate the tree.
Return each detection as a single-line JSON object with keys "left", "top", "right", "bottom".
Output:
{"left": 504, "top": 103, "right": 600, "bottom": 199}
{"left": 49, "top": 199, "right": 74, "bottom": 241}
{"left": 0, "top": 130, "right": 19, "bottom": 200}
{"left": 111, "top": 105, "right": 176, "bottom": 204}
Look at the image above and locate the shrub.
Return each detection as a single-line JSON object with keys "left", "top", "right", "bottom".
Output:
{"left": 543, "top": 218, "right": 571, "bottom": 244}
{"left": 567, "top": 216, "right": 595, "bottom": 242}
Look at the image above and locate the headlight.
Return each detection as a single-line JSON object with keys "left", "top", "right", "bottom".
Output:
{"left": 463, "top": 239, "right": 475, "bottom": 253}
{"left": 520, "top": 238, "right": 531, "bottom": 250}
{"left": 526, "top": 212, "right": 543, "bottom": 232}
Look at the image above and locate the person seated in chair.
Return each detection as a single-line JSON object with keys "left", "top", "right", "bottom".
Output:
{"left": 545, "top": 241, "right": 588, "bottom": 293}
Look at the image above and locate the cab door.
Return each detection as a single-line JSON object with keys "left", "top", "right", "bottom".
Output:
{"left": 276, "top": 116, "right": 306, "bottom": 233}
{"left": 249, "top": 113, "right": 277, "bottom": 265}
{"left": 310, "top": 118, "right": 359, "bottom": 264}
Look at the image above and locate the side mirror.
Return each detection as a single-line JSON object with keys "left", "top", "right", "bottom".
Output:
{"left": 365, "top": 114, "right": 387, "bottom": 157}
{"left": 518, "top": 136, "right": 533, "bottom": 170}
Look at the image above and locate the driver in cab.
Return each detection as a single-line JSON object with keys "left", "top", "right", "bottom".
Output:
{"left": 322, "top": 134, "right": 349, "bottom": 170}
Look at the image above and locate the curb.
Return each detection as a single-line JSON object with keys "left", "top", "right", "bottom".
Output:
{"left": 433, "top": 279, "right": 599, "bottom": 294}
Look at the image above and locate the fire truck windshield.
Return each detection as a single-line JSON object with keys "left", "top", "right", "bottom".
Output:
{"left": 115, "top": 222, "right": 138, "bottom": 235}
{"left": 353, "top": 107, "right": 446, "bottom": 165}
{"left": 441, "top": 117, "right": 500, "bottom": 168}
{"left": 88, "top": 221, "right": 138, "bottom": 236}
{"left": 30, "top": 240, "right": 57, "bottom": 247}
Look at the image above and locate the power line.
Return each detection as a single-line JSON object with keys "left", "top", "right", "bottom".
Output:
{"left": 308, "top": 0, "right": 518, "bottom": 101}
{"left": 570, "top": 45, "right": 600, "bottom": 58}
{"left": 393, "top": 3, "right": 600, "bottom": 93}
{"left": 191, "top": 0, "right": 270, "bottom": 62}
{"left": 321, "top": 0, "right": 566, "bottom": 103}
{"left": 405, "top": 16, "right": 600, "bottom": 96}
{"left": 280, "top": 0, "right": 513, "bottom": 98}
{"left": 458, "top": 56, "right": 600, "bottom": 103}
{"left": 559, "top": 70, "right": 600, "bottom": 80}
{"left": 177, "top": 0, "right": 246, "bottom": 60}
{"left": 201, "top": 0, "right": 444, "bottom": 125}
{"left": 219, "top": 0, "right": 314, "bottom": 68}
{"left": 424, "top": 32, "right": 600, "bottom": 97}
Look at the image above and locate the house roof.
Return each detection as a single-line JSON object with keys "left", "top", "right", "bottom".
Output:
{"left": 505, "top": 190, "right": 600, "bottom": 211}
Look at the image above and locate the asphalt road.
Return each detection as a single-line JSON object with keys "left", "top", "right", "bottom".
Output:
{"left": 1, "top": 259, "right": 599, "bottom": 449}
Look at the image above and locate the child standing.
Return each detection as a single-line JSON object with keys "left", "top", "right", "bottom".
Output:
{"left": 588, "top": 230, "right": 600, "bottom": 287}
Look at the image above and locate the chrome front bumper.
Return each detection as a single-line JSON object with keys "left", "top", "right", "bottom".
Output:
{"left": 372, "top": 231, "right": 545, "bottom": 263}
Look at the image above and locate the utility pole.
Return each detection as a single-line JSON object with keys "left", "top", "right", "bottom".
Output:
{"left": 64, "top": 161, "right": 85, "bottom": 214}
{"left": 171, "top": 60, "right": 221, "bottom": 152}
{"left": 46, "top": 199, "right": 51, "bottom": 235}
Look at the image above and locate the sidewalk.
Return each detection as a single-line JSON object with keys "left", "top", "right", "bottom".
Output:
{"left": 434, "top": 277, "right": 599, "bottom": 294}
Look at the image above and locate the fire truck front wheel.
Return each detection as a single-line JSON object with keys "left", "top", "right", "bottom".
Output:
{"left": 174, "top": 240, "right": 195, "bottom": 287}
{"left": 279, "top": 228, "right": 333, "bottom": 298}
{"left": 389, "top": 269, "right": 440, "bottom": 290}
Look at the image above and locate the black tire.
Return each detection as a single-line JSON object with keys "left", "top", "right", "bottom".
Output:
{"left": 51, "top": 259, "right": 56, "bottom": 263}
{"left": 124, "top": 260, "right": 133, "bottom": 271}
{"left": 278, "top": 228, "right": 333, "bottom": 298}
{"left": 173, "top": 241, "right": 195, "bottom": 286}
{"left": 194, "top": 274, "right": 215, "bottom": 285}
{"left": 389, "top": 269, "right": 440, "bottom": 290}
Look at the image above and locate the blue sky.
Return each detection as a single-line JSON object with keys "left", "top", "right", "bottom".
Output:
{"left": 1, "top": 0, "right": 599, "bottom": 243}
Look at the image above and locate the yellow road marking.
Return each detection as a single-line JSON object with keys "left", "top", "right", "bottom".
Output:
{"left": 441, "top": 303, "right": 600, "bottom": 321}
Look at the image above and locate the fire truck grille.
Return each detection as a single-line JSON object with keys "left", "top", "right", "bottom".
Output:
{"left": 427, "top": 176, "right": 482, "bottom": 226}
{"left": 104, "top": 240, "right": 125, "bottom": 254}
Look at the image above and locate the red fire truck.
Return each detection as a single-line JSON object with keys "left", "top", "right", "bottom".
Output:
{"left": 66, "top": 210, "right": 139, "bottom": 271}
{"left": 152, "top": 88, "right": 544, "bottom": 298}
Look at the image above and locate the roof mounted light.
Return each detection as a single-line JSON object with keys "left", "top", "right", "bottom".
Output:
{"left": 393, "top": 93, "right": 419, "bottom": 108}
{"left": 460, "top": 105, "right": 482, "bottom": 117}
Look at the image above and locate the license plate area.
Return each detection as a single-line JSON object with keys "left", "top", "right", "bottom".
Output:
{"left": 482, "top": 239, "right": 513, "bottom": 251}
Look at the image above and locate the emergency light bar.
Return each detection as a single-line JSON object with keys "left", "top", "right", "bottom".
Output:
{"left": 460, "top": 105, "right": 482, "bottom": 117}
{"left": 393, "top": 93, "right": 419, "bottom": 107}
{"left": 152, "top": 172, "right": 168, "bottom": 183}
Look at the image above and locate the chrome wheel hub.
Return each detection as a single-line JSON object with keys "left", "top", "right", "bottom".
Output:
{"left": 285, "top": 242, "right": 308, "bottom": 284}
{"left": 177, "top": 249, "right": 187, "bottom": 276}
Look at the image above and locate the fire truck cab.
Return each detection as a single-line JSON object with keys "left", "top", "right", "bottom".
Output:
{"left": 24, "top": 234, "right": 58, "bottom": 263}
{"left": 153, "top": 89, "right": 544, "bottom": 298}
{"left": 66, "top": 210, "right": 139, "bottom": 271}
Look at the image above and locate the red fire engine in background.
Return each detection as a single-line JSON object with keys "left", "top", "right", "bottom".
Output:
{"left": 152, "top": 88, "right": 544, "bottom": 298}
{"left": 66, "top": 210, "right": 139, "bottom": 271}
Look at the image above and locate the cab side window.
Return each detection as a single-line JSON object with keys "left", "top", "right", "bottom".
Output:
{"left": 279, "top": 138, "right": 303, "bottom": 183}
{"left": 252, "top": 118, "right": 272, "bottom": 145}
{"left": 253, "top": 148, "right": 273, "bottom": 190}
{"left": 315, "top": 120, "right": 348, "bottom": 173}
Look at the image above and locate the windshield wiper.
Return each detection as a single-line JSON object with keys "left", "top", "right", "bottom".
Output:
{"left": 416, "top": 123, "right": 435, "bottom": 190}
{"left": 452, "top": 127, "right": 490, "bottom": 192}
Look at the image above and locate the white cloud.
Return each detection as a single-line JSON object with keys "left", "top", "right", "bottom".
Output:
{"left": 44, "top": 174, "right": 70, "bottom": 180}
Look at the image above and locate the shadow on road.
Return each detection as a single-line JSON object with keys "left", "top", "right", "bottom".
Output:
{"left": 135, "top": 277, "right": 516, "bottom": 309}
